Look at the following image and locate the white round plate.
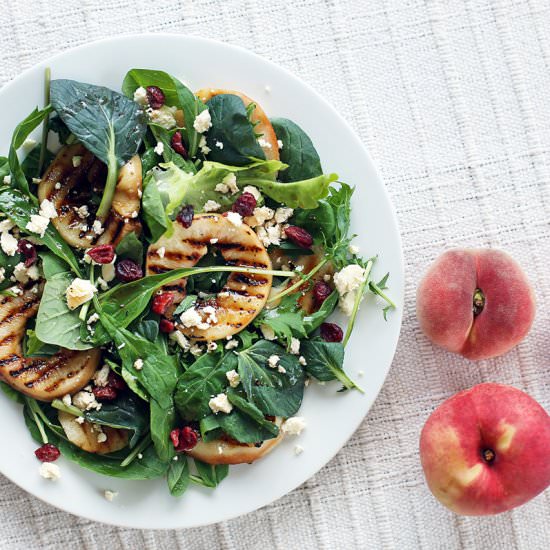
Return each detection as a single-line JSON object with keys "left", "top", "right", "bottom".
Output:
{"left": 0, "top": 35, "right": 403, "bottom": 529}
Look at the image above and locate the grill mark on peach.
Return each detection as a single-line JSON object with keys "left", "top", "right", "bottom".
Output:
{"left": 232, "top": 274, "right": 269, "bottom": 287}
{"left": 216, "top": 242, "right": 264, "bottom": 254}
{"left": 0, "top": 354, "right": 20, "bottom": 368}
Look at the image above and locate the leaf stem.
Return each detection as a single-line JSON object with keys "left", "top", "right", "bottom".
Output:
{"left": 96, "top": 127, "right": 118, "bottom": 220}
{"left": 266, "top": 257, "right": 328, "bottom": 304}
{"left": 120, "top": 434, "right": 152, "bottom": 467}
{"left": 38, "top": 67, "right": 51, "bottom": 176}
{"left": 369, "top": 282, "right": 396, "bottom": 309}
{"left": 343, "top": 260, "right": 373, "bottom": 347}
{"left": 51, "top": 399, "right": 84, "bottom": 418}
{"left": 25, "top": 397, "right": 48, "bottom": 444}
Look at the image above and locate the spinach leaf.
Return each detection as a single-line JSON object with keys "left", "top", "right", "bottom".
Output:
{"left": 50, "top": 79, "right": 147, "bottom": 219}
{"left": 21, "top": 144, "right": 53, "bottom": 181}
{"left": 48, "top": 115, "right": 71, "bottom": 144}
{"left": 134, "top": 318, "right": 159, "bottom": 343}
{"left": 115, "top": 231, "right": 144, "bottom": 265}
{"left": 0, "top": 157, "right": 9, "bottom": 180}
{"left": 122, "top": 69, "right": 206, "bottom": 158}
{"left": 303, "top": 290, "right": 338, "bottom": 333}
{"left": 106, "top": 358, "right": 149, "bottom": 402}
{"left": 24, "top": 329, "right": 60, "bottom": 357}
{"left": 0, "top": 381, "right": 24, "bottom": 404}
{"left": 167, "top": 457, "right": 190, "bottom": 497}
{"left": 83, "top": 392, "right": 148, "bottom": 448}
{"left": 149, "top": 124, "right": 196, "bottom": 173}
{"left": 191, "top": 459, "right": 229, "bottom": 488}
{"left": 174, "top": 351, "right": 235, "bottom": 420}
{"left": 8, "top": 106, "right": 53, "bottom": 199}
{"left": 0, "top": 187, "right": 81, "bottom": 275}
{"left": 300, "top": 340, "right": 359, "bottom": 391}
{"left": 237, "top": 341, "right": 304, "bottom": 416}
{"left": 205, "top": 94, "right": 265, "bottom": 165}
{"left": 35, "top": 271, "right": 92, "bottom": 350}
{"left": 271, "top": 118, "right": 322, "bottom": 182}
{"left": 292, "top": 201, "right": 336, "bottom": 245}
{"left": 39, "top": 251, "right": 69, "bottom": 278}
{"left": 253, "top": 295, "right": 306, "bottom": 346}
{"left": 141, "top": 171, "right": 169, "bottom": 242}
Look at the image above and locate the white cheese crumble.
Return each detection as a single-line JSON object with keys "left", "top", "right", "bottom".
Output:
{"left": 104, "top": 490, "right": 118, "bottom": 502}
{"left": 207, "top": 341, "right": 218, "bottom": 352}
{"left": 261, "top": 325, "right": 276, "bottom": 341}
{"left": 209, "top": 238, "right": 218, "bottom": 244}
{"left": 298, "top": 356, "right": 307, "bottom": 366}
{"left": 25, "top": 214, "right": 50, "bottom": 237}
{"left": 193, "top": 109, "right": 212, "bottom": 133}
{"left": 203, "top": 200, "right": 221, "bottom": 212}
{"left": 148, "top": 105, "right": 177, "bottom": 130}
{"left": 282, "top": 417, "right": 307, "bottom": 436}
{"left": 190, "top": 343, "right": 203, "bottom": 356}
{"left": 268, "top": 355, "right": 280, "bottom": 368}
{"left": 75, "top": 205, "right": 89, "bottom": 219}
{"left": 101, "top": 262, "right": 115, "bottom": 283}
{"left": 222, "top": 172, "right": 239, "bottom": 194}
{"left": 54, "top": 182, "right": 62, "bottom": 190}
{"left": 39, "top": 199, "right": 58, "bottom": 220}
{"left": 39, "top": 462, "right": 61, "bottom": 481}
{"left": 277, "top": 139, "right": 283, "bottom": 149}
{"left": 0, "top": 219, "right": 14, "bottom": 232}
{"left": 62, "top": 394, "right": 72, "bottom": 406}
{"left": 0, "top": 267, "right": 5, "bottom": 284}
{"left": 66, "top": 278, "right": 97, "bottom": 310}
{"left": 294, "top": 445, "right": 304, "bottom": 455}
{"left": 0, "top": 231, "right": 18, "bottom": 256}
{"left": 258, "top": 137, "right": 272, "bottom": 149}
{"left": 180, "top": 308, "right": 209, "bottom": 330}
{"left": 157, "top": 246, "right": 165, "bottom": 259}
{"left": 289, "top": 337, "right": 300, "bottom": 355}
{"left": 208, "top": 393, "right": 233, "bottom": 414}
{"left": 225, "top": 369, "right": 241, "bottom": 388}
{"left": 274, "top": 207, "right": 294, "bottom": 224}
{"left": 242, "top": 185, "right": 261, "bottom": 201}
{"left": 154, "top": 141, "right": 164, "bottom": 155}
{"left": 202, "top": 305, "right": 218, "bottom": 324}
{"left": 277, "top": 365, "right": 287, "bottom": 374}
{"left": 3, "top": 175, "right": 11, "bottom": 185}
{"left": 97, "top": 432, "right": 107, "bottom": 443}
{"left": 72, "top": 155, "right": 82, "bottom": 168}
{"left": 170, "top": 331, "right": 190, "bottom": 351}
{"left": 133, "top": 86, "right": 148, "bottom": 105}
{"left": 93, "top": 364, "right": 110, "bottom": 387}
{"left": 215, "top": 140, "right": 224, "bottom": 149}
{"left": 133, "top": 358, "right": 144, "bottom": 371}
{"left": 226, "top": 211, "right": 243, "bottom": 226}
{"left": 225, "top": 339, "right": 239, "bottom": 350}
{"left": 13, "top": 262, "right": 30, "bottom": 284}
{"left": 349, "top": 244, "right": 360, "bottom": 255}
{"left": 92, "top": 220, "right": 104, "bottom": 235}
{"left": 199, "top": 135, "right": 211, "bottom": 155}
{"left": 333, "top": 264, "right": 366, "bottom": 295}
{"left": 72, "top": 390, "right": 102, "bottom": 411}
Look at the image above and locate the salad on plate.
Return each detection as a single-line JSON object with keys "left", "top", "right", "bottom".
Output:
{"left": 0, "top": 68, "right": 394, "bottom": 497}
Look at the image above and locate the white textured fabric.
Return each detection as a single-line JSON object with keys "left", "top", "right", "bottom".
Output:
{"left": 0, "top": 0, "right": 549, "bottom": 548}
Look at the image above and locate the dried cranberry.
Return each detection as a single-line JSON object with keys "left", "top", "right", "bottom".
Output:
{"left": 87, "top": 244, "right": 115, "bottom": 264}
{"left": 146, "top": 86, "right": 165, "bottom": 109}
{"left": 171, "top": 131, "right": 188, "bottom": 158}
{"left": 232, "top": 192, "right": 257, "bottom": 217}
{"left": 107, "top": 371, "right": 126, "bottom": 391}
{"left": 152, "top": 292, "right": 174, "bottom": 315}
{"left": 35, "top": 443, "right": 60, "bottom": 462}
{"left": 176, "top": 205, "right": 194, "bottom": 228}
{"left": 313, "top": 281, "right": 332, "bottom": 306}
{"left": 320, "top": 322, "right": 343, "bottom": 342}
{"left": 17, "top": 239, "right": 37, "bottom": 267}
{"left": 115, "top": 259, "right": 143, "bottom": 282}
{"left": 170, "top": 426, "right": 199, "bottom": 452}
{"left": 159, "top": 318, "right": 175, "bottom": 333}
{"left": 285, "top": 226, "right": 313, "bottom": 248}
{"left": 92, "top": 386, "right": 118, "bottom": 401}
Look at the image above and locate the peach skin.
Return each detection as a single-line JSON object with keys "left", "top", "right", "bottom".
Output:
{"left": 416, "top": 249, "right": 535, "bottom": 360}
{"left": 420, "top": 383, "right": 550, "bottom": 515}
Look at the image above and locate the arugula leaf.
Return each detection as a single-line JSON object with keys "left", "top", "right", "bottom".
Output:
{"left": 115, "top": 231, "right": 144, "bottom": 264}
{"left": 167, "top": 457, "right": 190, "bottom": 497}
{"left": 253, "top": 294, "right": 306, "bottom": 345}
{"left": 237, "top": 341, "right": 305, "bottom": 416}
{"left": 0, "top": 187, "right": 81, "bottom": 275}
{"left": 149, "top": 124, "right": 196, "bottom": 173}
{"left": 8, "top": 106, "right": 53, "bottom": 199}
{"left": 174, "top": 351, "right": 235, "bottom": 420}
{"left": 205, "top": 94, "right": 265, "bottom": 165}
{"left": 300, "top": 340, "right": 361, "bottom": 391}
{"left": 50, "top": 79, "right": 147, "bottom": 219}
{"left": 141, "top": 171, "right": 169, "bottom": 242}
{"left": 303, "top": 290, "right": 338, "bottom": 334}
{"left": 271, "top": 118, "right": 322, "bottom": 182}
{"left": 122, "top": 68, "right": 206, "bottom": 158}
{"left": 35, "top": 271, "right": 92, "bottom": 350}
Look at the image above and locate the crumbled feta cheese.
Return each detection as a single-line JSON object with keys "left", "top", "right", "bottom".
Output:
{"left": 54, "top": 182, "right": 62, "bottom": 190}
{"left": 203, "top": 200, "right": 221, "bottom": 212}
{"left": 170, "top": 331, "right": 190, "bottom": 351}
{"left": 26, "top": 214, "right": 50, "bottom": 237}
{"left": 265, "top": 224, "right": 281, "bottom": 245}
{"left": 268, "top": 355, "right": 280, "bottom": 368}
{"left": 92, "top": 220, "right": 104, "bottom": 235}
{"left": 339, "top": 291, "right": 358, "bottom": 316}
{"left": 154, "top": 141, "right": 164, "bottom": 155}
{"left": 75, "top": 205, "right": 89, "bottom": 219}
{"left": 282, "top": 416, "right": 307, "bottom": 436}
{"left": 180, "top": 308, "right": 205, "bottom": 328}
{"left": 199, "top": 135, "right": 211, "bottom": 155}
{"left": 39, "top": 462, "right": 61, "bottom": 481}
{"left": 39, "top": 199, "right": 58, "bottom": 220}
{"left": 66, "top": 278, "right": 97, "bottom": 310}
{"left": 72, "top": 155, "right": 82, "bottom": 168}
{"left": 104, "top": 490, "right": 118, "bottom": 502}
{"left": 274, "top": 207, "right": 294, "bottom": 224}
{"left": 148, "top": 105, "right": 177, "bottom": 130}
{"left": 96, "top": 277, "right": 109, "bottom": 291}
{"left": 257, "top": 137, "right": 272, "bottom": 149}
{"left": 222, "top": 173, "right": 239, "bottom": 194}
{"left": 277, "top": 365, "right": 287, "bottom": 374}
{"left": 323, "top": 274, "right": 331, "bottom": 282}
{"left": 242, "top": 185, "right": 261, "bottom": 201}
{"left": 208, "top": 393, "right": 233, "bottom": 414}
{"left": 93, "top": 364, "right": 110, "bottom": 387}
{"left": 157, "top": 246, "right": 165, "bottom": 259}
{"left": 207, "top": 341, "right": 218, "bottom": 352}
{"left": 87, "top": 313, "right": 100, "bottom": 326}
{"left": 299, "top": 356, "right": 307, "bottom": 366}
{"left": 189, "top": 343, "right": 203, "bottom": 356}
{"left": 133, "top": 86, "right": 148, "bottom": 105}
{"left": 13, "top": 262, "right": 29, "bottom": 284}
{"left": 294, "top": 445, "right": 304, "bottom": 455}
{"left": 101, "top": 262, "right": 115, "bottom": 282}
{"left": 27, "top": 264, "right": 40, "bottom": 281}
{"left": 215, "top": 183, "right": 229, "bottom": 194}
{"left": 261, "top": 325, "right": 276, "bottom": 341}
{"left": 250, "top": 206, "right": 274, "bottom": 227}
{"left": 209, "top": 238, "right": 218, "bottom": 244}
{"left": 22, "top": 138, "right": 37, "bottom": 154}
{"left": 215, "top": 140, "right": 224, "bottom": 149}
{"left": 62, "top": 394, "right": 72, "bottom": 406}
{"left": 97, "top": 431, "right": 107, "bottom": 443}
{"left": 72, "top": 390, "right": 101, "bottom": 411}
{"left": 133, "top": 358, "right": 144, "bottom": 371}
{"left": 74, "top": 416, "right": 85, "bottom": 424}
{"left": 193, "top": 109, "right": 212, "bottom": 133}
{"left": 289, "top": 337, "right": 300, "bottom": 355}
{"left": 225, "top": 339, "right": 239, "bottom": 350}
{"left": 225, "top": 369, "right": 241, "bottom": 388}
{"left": 0, "top": 219, "right": 14, "bottom": 232}
{"left": 226, "top": 211, "right": 242, "bottom": 227}
{"left": 0, "top": 232, "right": 18, "bottom": 256}
{"left": 277, "top": 139, "right": 283, "bottom": 149}
{"left": 202, "top": 305, "right": 218, "bottom": 324}
{"left": 3, "top": 175, "right": 11, "bottom": 185}
{"left": 333, "top": 264, "right": 366, "bottom": 295}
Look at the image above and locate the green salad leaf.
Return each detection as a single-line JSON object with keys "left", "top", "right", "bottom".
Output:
{"left": 167, "top": 457, "right": 190, "bottom": 497}
{"left": 191, "top": 459, "right": 229, "bottom": 488}
{"left": 0, "top": 157, "right": 9, "bottom": 180}
{"left": 271, "top": 117, "right": 322, "bottom": 182}
{"left": 303, "top": 290, "right": 338, "bottom": 333}
{"left": 115, "top": 232, "right": 144, "bottom": 265}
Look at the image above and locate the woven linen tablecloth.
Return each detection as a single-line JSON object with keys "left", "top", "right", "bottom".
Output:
{"left": 0, "top": 1, "right": 549, "bottom": 548}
